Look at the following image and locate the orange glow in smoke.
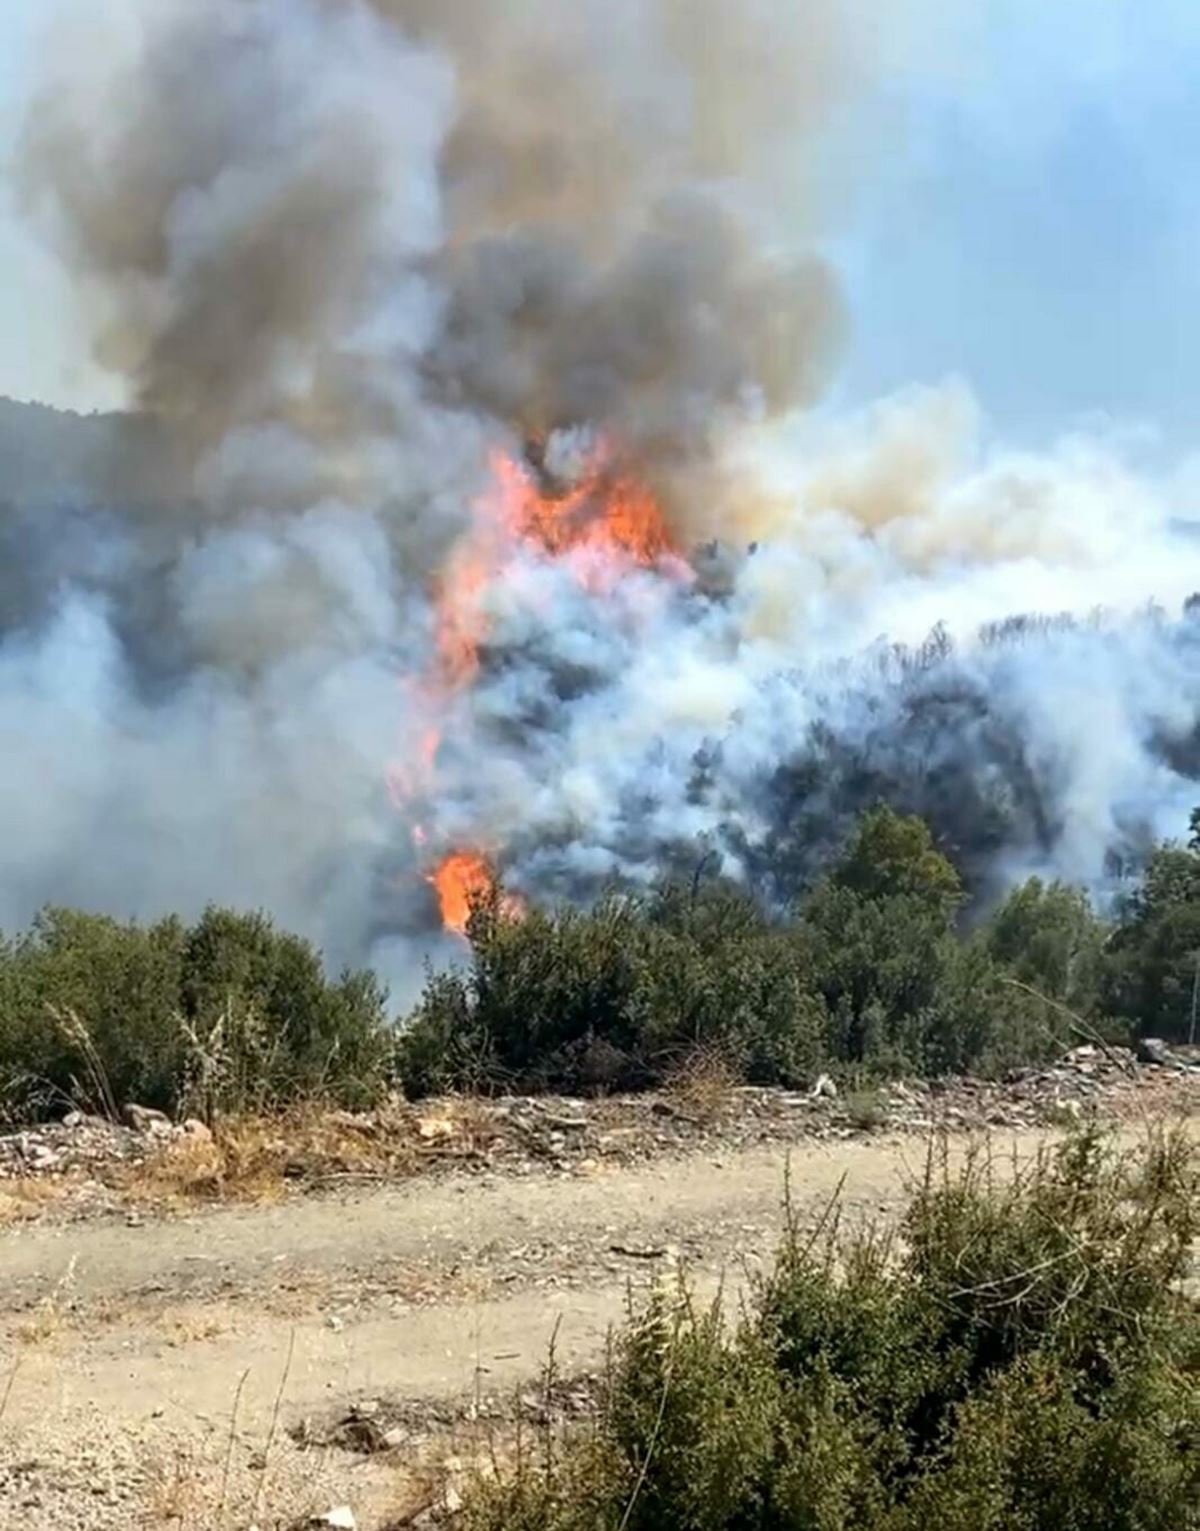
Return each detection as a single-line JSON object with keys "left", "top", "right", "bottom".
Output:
{"left": 491, "top": 447, "right": 677, "bottom": 566}
{"left": 431, "top": 445, "right": 680, "bottom": 693}
{"left": 412, "top": 443, "right": 684, "bottom": 933}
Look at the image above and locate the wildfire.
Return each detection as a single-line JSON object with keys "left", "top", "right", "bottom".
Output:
{"left": 431, "top": 443, "right": 681, "bottom": 692}
{"left": 430, "top": 850, "right": 495, "bottom": 935}
{"left": 407, "top": 441, "right": 685, "bottom": 934}
{"left": 429, "top": 849, "right": 527, "bottom": 936}
{"left": 492, "top": 447, "right": 677, "bottom": 566}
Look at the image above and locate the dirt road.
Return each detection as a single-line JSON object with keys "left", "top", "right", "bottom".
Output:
{"left": 0, "top": 1121, "right": 1190, "bottom": 1529}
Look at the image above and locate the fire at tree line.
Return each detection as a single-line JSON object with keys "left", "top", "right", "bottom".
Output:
{"left": 1, "top": 803, "right": 1199, "bottom": 1124}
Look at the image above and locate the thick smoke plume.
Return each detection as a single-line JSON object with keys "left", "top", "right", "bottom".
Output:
{"left": 6, "top": 0, "right": 1199, "bottom": 996}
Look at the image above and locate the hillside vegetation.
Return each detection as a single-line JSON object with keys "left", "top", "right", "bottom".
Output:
{"left": 2, "top": 806, "right": 1199, "bottom": 1121}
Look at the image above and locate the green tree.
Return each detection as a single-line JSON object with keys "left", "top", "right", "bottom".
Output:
{"left": 1103, "top": 811, "right": 1200, "bottom": 1040}
{"left": 830, "top": 803, "right": 964, "bottom": 911}
{"left": 983, "top": 877, "right": 1105, "bottom": 1016}
{"left": 798, "top": 807, "right": 968, "bottom": 1069}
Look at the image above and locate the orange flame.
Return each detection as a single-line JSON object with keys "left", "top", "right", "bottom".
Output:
{"left": 434, "top": 551, "right": 491, "bottom": 689}
{"left": 404, "top": 442, "right": 686, "bottom": 935}
{"left": 430, "top": 445, "right": 681, "bottom": 693}
{"left": 430, "top": 850, "right": 527, "bottom": 936}
{"left": 430, "top": 850, "right": 495, "bottom": 935}
{"left": 492, "top": 448, "right": 677, "bottom": 566}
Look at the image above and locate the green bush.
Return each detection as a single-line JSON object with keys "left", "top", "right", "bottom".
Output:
{"left": 398, "top": 808, "right": 1127, "bottom": 1098}
{"left": 398, "top": 885, "right": 825, "bottom": 1097}
{"left": 463, "top": 1128, "right": 1200, "bottom": 1531}
{"left": 983, "top": 877, "right": 1106, "bottom": 1017}
{"left": 6, "top": 801, "right": 1199, "bottom": 1121}
{"left": 0, "top": 904, "right": 390, "bottom": 1121}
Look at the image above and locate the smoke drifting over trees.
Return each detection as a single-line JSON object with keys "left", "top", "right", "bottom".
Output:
{"left": 3, "top": 1, "right": 1199, "bottom": 989}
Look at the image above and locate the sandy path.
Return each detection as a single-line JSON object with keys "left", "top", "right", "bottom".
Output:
{"left": 0, "top": 1122, "right": 1186, "bottom": 1529}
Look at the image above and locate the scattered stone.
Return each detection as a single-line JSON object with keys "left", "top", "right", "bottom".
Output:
{"left": 2, "top": 1041, "right": 1197, "bottom": 1225}
{"left": 297, "top": 1509, "right": 356, "bottom": 1530}
{"left": 121, "top": 1104, "right": 172, "bottom": 1135}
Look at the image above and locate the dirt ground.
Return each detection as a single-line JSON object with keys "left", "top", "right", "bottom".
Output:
{"left": 3, "top": 1113, "right": 1195, "bottom": 1530}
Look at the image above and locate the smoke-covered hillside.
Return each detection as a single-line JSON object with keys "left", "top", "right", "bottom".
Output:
{"left": 3, "top": 2, "right": 1199, "bottom": 998}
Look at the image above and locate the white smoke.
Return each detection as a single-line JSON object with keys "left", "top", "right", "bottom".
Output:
{"left": 3, "top": 0, "right": 1198, "bottom": 998}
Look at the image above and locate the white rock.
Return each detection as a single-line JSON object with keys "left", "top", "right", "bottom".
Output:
{"left": 122, "top": 1103, "right": 172, "bottom": 1134}
{"left": 303, "top": 1510, "right": 356, "bottom": 1530}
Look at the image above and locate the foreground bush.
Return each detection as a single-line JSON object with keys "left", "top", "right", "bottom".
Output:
{"left": 464, "top": 1128, "right": 1200, "bottom": 1531}
{"left": 0, "top": 905, "right": 390, "bottom": 1121}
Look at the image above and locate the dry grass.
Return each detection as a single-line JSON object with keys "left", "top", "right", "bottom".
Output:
{"left": 159, "top": 1305, "right": 229, "bottom": 1348}
{"left": 117, "top": 1103, "right": 422, "bottom": 1208}
{"left": 143, "top": 1443, "right": 205, "bottom": 1526}
{"left": 15, "top": 1254, "right": 78, "bottom": 1346}
{"left": 0, "top": 1175, "right": 70, "bottom": 1226}
{"left": 2, "top": 1092, "right": 534, "bottom": 1223}
{"left": 664, "top": 1047, "right": 741, "bottom": 1123}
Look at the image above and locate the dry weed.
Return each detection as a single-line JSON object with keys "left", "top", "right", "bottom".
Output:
{"left": 159, "top": 1305, "right": 229, "bottom": 1348}
{"left": 0, "top": 1175, "right": 70, "bottom": 1226}
{"left": 143, "top": 1443, "right": 204, "bottom": 1526}
{"left": 665, "top": 1047, "right": 741, "bottom": 1123}
{"left": 119, "top": 1102, "right": 420, "bottom": 1209}
{"left": 15, "top": 1254, "right": 78, "bottom": 1346}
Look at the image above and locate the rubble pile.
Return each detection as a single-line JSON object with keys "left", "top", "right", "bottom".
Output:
{"left": 1, "top": 1044, "right": 1195, "bottom": 1221}
{"left": 0, "top": 1107, "right": 210, "bottom": 1179}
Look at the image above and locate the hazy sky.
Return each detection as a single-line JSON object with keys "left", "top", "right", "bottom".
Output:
{"left": 1, "top": 1, "right": 1198, "bottom": 448}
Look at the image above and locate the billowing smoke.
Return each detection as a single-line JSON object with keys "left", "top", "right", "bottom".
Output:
{"left": 5, "top": 0, "right": 1199, "bottom": 998}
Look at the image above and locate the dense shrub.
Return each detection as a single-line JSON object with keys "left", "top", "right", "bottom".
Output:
{"left": 0, "top": 905, "right": 390, "bottom": 1121}
{"left": 399, "top": 886, "right": 825, "bottom": 1097}
{"left": 463, "top": 1128, "right": 1200, "bottom": 1531}
{"left": 983, "top": 877, "right": 1106, "bottom": 1017}
{"left": 5, "top": 801, "right": 1199, "bottom": 1120}
{"left": 399, "top": 807, "right": 1075, "bottom": 1096}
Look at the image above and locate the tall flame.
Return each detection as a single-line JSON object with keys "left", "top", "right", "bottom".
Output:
{"left": 492, "top": 448, "right": 677, "bottom": 565}
{"left": 410, "top": 441, "right": 686, "bottom": 933}
{"left": 431, "top": 445, "right": 681, "bottom": 693}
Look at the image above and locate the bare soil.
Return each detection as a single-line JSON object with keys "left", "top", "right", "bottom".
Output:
{"left": 3, "top": 1110, "right": 1196, "bottom": 1530}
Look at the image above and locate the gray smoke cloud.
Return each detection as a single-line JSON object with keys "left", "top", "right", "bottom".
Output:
{"left": 5, "top": 0, "right": 1199, "bottom": 1002}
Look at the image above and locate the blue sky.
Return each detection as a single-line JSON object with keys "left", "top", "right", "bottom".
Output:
{"left": 1, "top": 1, "right": 1198, "bottom": 450}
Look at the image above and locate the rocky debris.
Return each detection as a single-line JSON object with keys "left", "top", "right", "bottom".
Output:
{"left": 294, "top": 1508, "right": 357, "bottom": 1530}
{"left": 1136, "top": 1036, "right": 1185, "bottom": 1068}
{"left": 122, "top": 1102, "right": 172, "bottom": 1134}
{"left": 2, "top": 1046, "right": 1197, "bottom": 1223}
{"left": 293, "top": 1378, "right": 604, "bottom": 1527}
{"left": 297, "top": 1374, "right": 603, "bottom": 1460}
{"left": 0, "top": 1110, "right": 226, "bottom": 1220}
